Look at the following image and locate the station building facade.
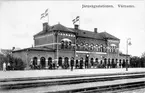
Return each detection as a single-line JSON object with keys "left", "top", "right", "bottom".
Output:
{"left": 12, "top": 22, "right": 130, "bottom": 70}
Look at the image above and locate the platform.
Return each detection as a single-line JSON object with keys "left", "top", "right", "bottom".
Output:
{"left": 0, "top": 68, "right": 145, "bottom": 79}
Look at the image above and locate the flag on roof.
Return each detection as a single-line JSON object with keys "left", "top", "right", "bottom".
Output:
{"left": 72, "top": 16, "right": 80, "bottom": 24}
{"left": 40, "top": 9, "right": 48, "bottom": 19}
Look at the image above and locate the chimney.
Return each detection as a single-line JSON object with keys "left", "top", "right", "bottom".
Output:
{"left": 74, "top": 24, "right": 79, "bottom": 30}
{"left": 94, "top": 28, "right": 97, "bottom": 33}
{"left": 12, "top": 47, "right": 15, "bottom": 50}
{"left": 43, "top": 22, "right": 48, "bottom": 31}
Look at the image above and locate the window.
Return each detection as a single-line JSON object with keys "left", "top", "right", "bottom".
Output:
{"left": 80, "top": 42, "right": 84, "bottom": 50}
{"left": 81, "top": 42, "right": 84, "bottom": 46}
{"left": 90, "top": 43, "right": 94, "bottom": 51}
{"left": 95, "top": 44, "right": 98, "bottom": 51}
{"left": 65, "top": 41, "right": 68, "bottom": 48}
{"left": 61, "top": 38, "right": 72, "bottom": 49}
{"left": 85, "top": 43, "right": 89, "bottom": 50}
{"left": 104, "top": 47, "right": 107, "bottom": 52}
{"left": 61, "top": 41, "right": 64, "bottom": 49}
{"left": 69, "top": 41, "right": 72, "bottom": 49}
{"left": 100, "top": 44, "right": 103, "bottom": 52}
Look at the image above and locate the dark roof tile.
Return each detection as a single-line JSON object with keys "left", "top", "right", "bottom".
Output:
{"left": 70, "top": 28, "right": 104, "bottom": 40}
{"left": 34, "top": 23, "right": 74, "bottom": 37}
{"left": 34, "top": 23, "right": 120, "bottom": 40}
{"left": 99, "top": 32, "right": 120, "bottom": 40}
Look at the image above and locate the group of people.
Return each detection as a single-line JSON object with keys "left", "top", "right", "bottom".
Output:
{"left": 2, "top": 62, "right": 11, "bottom": 71}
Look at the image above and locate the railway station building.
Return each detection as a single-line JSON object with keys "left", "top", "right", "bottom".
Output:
{"left": 12, "top": 22, "right": 130, "bottom": 70}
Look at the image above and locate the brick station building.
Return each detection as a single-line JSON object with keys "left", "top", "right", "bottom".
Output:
{"left": 12, "top": 22, "right": 130, "bottom": 70}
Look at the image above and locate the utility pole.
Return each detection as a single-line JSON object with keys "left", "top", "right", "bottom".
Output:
{"left": 126, "top": 38, "right": 131, "bottom": 71}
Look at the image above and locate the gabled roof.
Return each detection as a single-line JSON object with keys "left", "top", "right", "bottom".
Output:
{"left": 49, "top": 23, "right": 74, "bottom": 32}
{"left": 34, "top": 23, "right": 74, "bottom": 37}
{"left": 34, "top": 23, "right": 120, "bottom": 40}
{"left": 34, "top": 30, "right": 48, "bottom": 37}
{"left": 99, "top": 32, "right": 120, "bottom": 40}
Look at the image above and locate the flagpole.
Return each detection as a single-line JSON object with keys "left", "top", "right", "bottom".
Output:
{"left": 48, "top": 9, "right": 49, "bottom": 25}
{"left": 126, "top": 38, "right": 131, "bottom": 71}
{"left": 79, "top": 16, "right": 80, "bottom": 29}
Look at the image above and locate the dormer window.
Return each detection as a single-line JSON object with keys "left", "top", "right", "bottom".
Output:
{"left": 61, "top": 38, "right": 72, "bottom": 49}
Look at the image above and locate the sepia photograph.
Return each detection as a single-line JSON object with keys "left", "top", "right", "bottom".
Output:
{"left": 0, "top": 0, "right": 145, "bottom": 93}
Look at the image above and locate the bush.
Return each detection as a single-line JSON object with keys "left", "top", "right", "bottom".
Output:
{"left": 12, "top": 58, "right": 26, "bottom": 70}
{"left": 1, "top": 54, "right": 26, "bottom": 70}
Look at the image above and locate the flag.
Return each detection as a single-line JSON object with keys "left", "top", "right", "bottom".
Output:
{"left": 72, "top": 16, "right": 80, "bottom": 24}
{"left": 40, "top": 9, "right": 48, "bottom": 19}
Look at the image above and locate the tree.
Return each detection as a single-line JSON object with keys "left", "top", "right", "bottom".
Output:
{"left": 0, "top": 54, "right": 6, "bottom": 70}
{"left": 140, "top": 52, "right": 145, "bottom": 67}
{"left": 0, "top": 54, "right": 26, "bottom": 70}
{"left": 130, "top": 56, "right": 140, "bottom": 67}
{"left": 141, "top": 52, "right": 145, "bottom": 58}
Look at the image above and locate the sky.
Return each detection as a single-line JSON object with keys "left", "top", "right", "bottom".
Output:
{"left": 0, "top": 0, "right": 144, "bottom": 57}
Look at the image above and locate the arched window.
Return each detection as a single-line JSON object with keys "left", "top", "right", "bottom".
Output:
{"left": 95, "top": 58, "right": 98, "bottom": 63}
{"left": 80, "top": 42, "right": 84, "bottom": 50}
{"left": 61, "top": 38, "right": 72, "bottom": 49}
{"left": 110, "top": 44, "right": 116, "bottom": 53}
{"left": 40, "top": 57, "right": 46, "bottom": 69}
{"left": 64, "top": 57, "right": 69, "bottom": 69}
{"left": 90, "top": 58, "right": 94, "bottom": 66}
{"left": 48, "top": 57, "right": 52, "bottom": 69}
{"left": 81, "top": 42, "right": 84, "bottom": 46}
{"left": 95, "top": 44, "right": 98, "bottom": 51}
{"left": 104, "top": 47, "right": 107, "bottom": 52}
{"left": 116, "top": 59, "right": 118, "bottom": 63}
{"left": 108, "top": 47, "right": 111, "bottom": 52}
{"left": 85, "top": 43, "right": 89, "bottom": 50}
{"left": 104, "top": 58, "right": 107, "bottom": 65}
{"left": 33, "top": 57, "right": 37, "bottom": 66}
{"left": 112, "top": 59, "right": 115, "bottom": 68}
{"left": 108, "top": 58, "right": 110, "bottom": 65}
{"left": 90, "top": 43, "right": 94, "bottom": 51}
{"left": 58, "top": 57, "right": 62, "bottom": 66}
{"left": 100, "top": 44, "right": 103, "bottom": 52}
{"left": 113, "top": 46, "right": 115, "bottom": 52}
{"left": 65, "top": 41, "right": 68, "bottom": 48}
{"left": 98, "top": 45, "right": 101, "bottom": 52}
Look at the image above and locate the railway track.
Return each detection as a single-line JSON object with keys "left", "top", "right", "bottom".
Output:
{"left": 0, "top": 72, "right": 145, "bottom": 90}
{"left": 63, "top": 81, "right": 145, "bottom": 93}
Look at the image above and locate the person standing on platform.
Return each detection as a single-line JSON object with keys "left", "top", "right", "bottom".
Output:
{"left": 70, "top": 58, "right": 74, "bottom": 71}
{"left": 3, "top": 62, "right": 6, "bottom": 71}
{"left": 80, "top": 58, "right": 83, "bottom": 69}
